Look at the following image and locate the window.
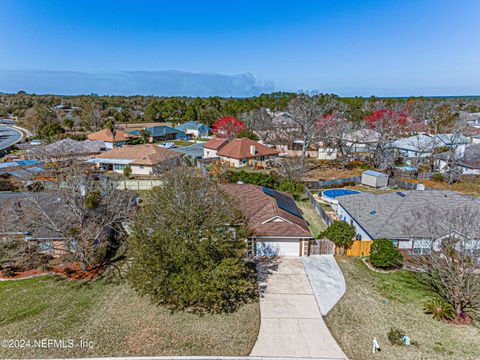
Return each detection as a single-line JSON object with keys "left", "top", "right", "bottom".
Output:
{"left": 259, "top": 156, "right": 265, "bottom": 161}
{"left": 413, "top": 240, "right": 432, "bottom": 255}
{"left": 37, "top": 241, "right": 53, "bottom": 253}
{"left": 356, "top": 233, "right": 362, "bottom": 240}
{"left": 113, "top": 164, "right": 125, "bottom": 171}
{"left": 139, "top": 165, "right": 144, "bottom": 169}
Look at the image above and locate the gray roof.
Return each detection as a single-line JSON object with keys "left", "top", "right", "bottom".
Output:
{"left": 338, "top": 190, "right": 480, "bottom": 240}
{"left": 363, "top": 170, "right": 387, "bottom": 177}
{"left": 389, "top": 134, "right": 469, "bottom": 152}
{"left": 30, "top": 138, "right": 106, "bottom": 158}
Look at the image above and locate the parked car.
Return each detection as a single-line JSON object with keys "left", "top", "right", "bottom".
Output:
{"left": 160, "top": 142, "right": 175, "bottom": 149}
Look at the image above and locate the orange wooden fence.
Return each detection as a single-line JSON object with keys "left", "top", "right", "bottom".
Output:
{"left": 336, "top": 240, "right": 373, "bottom": 256}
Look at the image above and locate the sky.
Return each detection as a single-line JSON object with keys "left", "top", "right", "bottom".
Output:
{"left": 0, "top": 0, "right": 479, "bottom": 97}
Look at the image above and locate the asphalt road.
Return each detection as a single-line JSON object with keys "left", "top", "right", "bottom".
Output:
{"left": 0, "top": 125, "right": 23, "bottom": 151}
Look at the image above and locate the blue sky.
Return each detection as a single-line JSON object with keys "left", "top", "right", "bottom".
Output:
{"left": 0, "top": 0, "right": 479, "bottom": 96}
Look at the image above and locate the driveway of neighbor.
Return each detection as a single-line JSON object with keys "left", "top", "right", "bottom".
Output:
{"left": 250, "top": 257, "right": 347, "bottom": 359}
{"left": 302, "top": 255, "right": 346, "bottom": 316}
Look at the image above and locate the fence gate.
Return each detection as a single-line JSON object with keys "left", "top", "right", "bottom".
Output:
{"left": 335, "top": 240, "right": 373, "bottom": 256}
{"left": 310, "top": 239, "right": 336, "bottom": 255}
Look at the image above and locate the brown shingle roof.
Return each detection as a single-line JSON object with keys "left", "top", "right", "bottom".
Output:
{"left": 87, "top": 129, "right": 138, "bottom": 142}
{"left": 216, "top": 138, "right": 280, "bottom": 159}
{"left": 222, "top": 184, "right": 312, "bottom": 238}
{"left": 95, "top": 144, "right": 183, "bottom": 165}
{"left": 204, "top": 138, "right": 229, "bottom": 150}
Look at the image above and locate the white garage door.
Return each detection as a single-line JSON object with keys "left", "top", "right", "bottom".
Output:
{"left": 257, "top": 239, "right": 300, "bottom": 257}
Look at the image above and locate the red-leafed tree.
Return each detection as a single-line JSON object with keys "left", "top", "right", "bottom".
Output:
{"left": 212, "top": 116, "right": 246, "bottom": 139}
{"left": 364, "top": 109, "right": 407, "bottom": 169}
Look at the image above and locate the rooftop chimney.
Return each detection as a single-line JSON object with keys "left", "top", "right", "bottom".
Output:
{"left": 250, "top": 145, "right": 256, "bottom": 155}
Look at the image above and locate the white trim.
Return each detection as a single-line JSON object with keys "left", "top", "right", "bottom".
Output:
{"left": 261, "top": 215, "right": 293, "bottom": 225}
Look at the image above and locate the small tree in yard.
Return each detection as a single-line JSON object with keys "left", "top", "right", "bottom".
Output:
{"left": 123, "top": 164, "right": 132, "bottom": 178}
{"left": 325, "top": 221, "right": 356, "bottom": 254}
{"left": 369, "top": 239, "right": 403, "bottom": 269}
{"left": 128, "top": 166, "right": 257, "bottom": 313}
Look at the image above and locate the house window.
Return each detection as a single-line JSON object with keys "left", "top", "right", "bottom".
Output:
{"left": 241, "top": 158, "right": 247, "bottom": 164}
{"left": 113, "top": 164, "right": 125, "bottom": 171}
{"left": 37, "top": 241, "right": 53, "bottom": 253}
{"left": 356, "top": 233, "right": 362, "bottom": 240}
{"left": 259, "top": 156, "right": 265, "bottom": 161}
{"left": 413, "top": 240, "right": 432, "bottom": 255}
{"left": 139, "top": 165, "right": 144, "bottom": 169}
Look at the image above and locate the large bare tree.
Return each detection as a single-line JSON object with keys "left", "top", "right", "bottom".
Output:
{"left": 287, "top": 94, "right": 340, "bottom": 174}
{"left": 407, "top": 205, "right": 480, "bottom": 318}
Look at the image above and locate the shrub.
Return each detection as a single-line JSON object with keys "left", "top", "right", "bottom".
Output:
{"left": 325, "top": 221, "right": 356, "bottom": 250}
{"left": 387, "top": 328, "right": 405, "bottom": 346}
{"left": 369, "top": 239, "right": 403, "bottom": 269}
{"left": 85, "top": 190, "right": 101, "bottom": 209}
{"left": 430, "top": 173, "right": 445, "bottom": 183}
{"left": 123, "top": 164, "right": 132, "bottom": 178}
{"left": 424, "top": 299, "right": 456, "bottom": 321}
{"left": 2, "top": 268, "right": 17, "bottom": 277}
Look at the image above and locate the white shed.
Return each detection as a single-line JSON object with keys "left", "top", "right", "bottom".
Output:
{"left": 361, "top": 170, "right": 389, "bottom": 188}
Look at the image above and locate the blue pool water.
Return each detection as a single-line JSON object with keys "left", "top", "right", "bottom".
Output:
{"left": 322, "top": 189, "right": 361, "bottom": 200}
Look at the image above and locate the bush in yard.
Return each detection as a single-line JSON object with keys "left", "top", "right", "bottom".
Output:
{"left": 325, "top": 221, "right": 356, "bottom": 252}
{"left": 387, "top": 328, "right": 406, "bottom": 346}
{"left": 369, "top": 239, "right": 403, "bottom": 269}
{"left": 128, "top": 166, "right": 257, "bottom": 313}
{"left": 430, "top": 172, "right": 445, "bottom": 182}
{"left": 424, "top": 299, "right": 456, "bottom": 321}
{"left": 123, "top": 164, "right": 132, "bottom": 178}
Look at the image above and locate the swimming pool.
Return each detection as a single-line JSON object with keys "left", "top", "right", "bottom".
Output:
{"left": 321, "top": 188, "right": 362, "bottom": 205}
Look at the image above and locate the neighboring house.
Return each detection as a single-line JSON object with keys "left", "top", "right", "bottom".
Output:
{"left": 388, "top": 133, "right": 469, "bottom": 160}
{"left": 336, "top": 190, "right": 480, "bottom": 252}
{"left": 472, "top": 134, "right": 480, "bottom": 145}
{"left": 88, "top": 144, "right": 183, "bottom": 175}
{"left": 87, "top": 128, "right": 138, "bottom": 149}
{"left": 215, "top": 137, "right": 280, "bottom": 167}
{"left": 361, "top": 170, "right": 389, "bottom": 188}
{"left": 0, "top": 191, "right": 138, "bottom": 256}
{"left": 203, "top": 138, "right": 229, "bottom": 158}
{"left": 318, "top": 129, "right": 381, "bottom": 160}
{"left": 175, "top": 121, "right": 209, "bottom": 138}
{"left": 435, "top": 143, "right": 480, "bottom": 175}
{"left": 28, "top": 138, "right": 106, "bottom": 161}
{"left": 173, "top": 143, "right": 205, "bottom": 159}
{"left": 222, "top": 184, "right": 313, "bottom": 256}
{"left": 129, "top": 126, "right": 185, "bottom": 142}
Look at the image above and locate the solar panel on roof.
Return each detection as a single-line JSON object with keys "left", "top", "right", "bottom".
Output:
{"left": 396, "top": 192, "right": 406, "bottom": 197}
{"left": 263, "top": 187, "right": 303, "bottom": 218}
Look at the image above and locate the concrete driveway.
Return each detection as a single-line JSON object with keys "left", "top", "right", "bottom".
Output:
{"left": 250, "top": 258, "right": 347, "bottom": 359}
{"left": 303, "top": 255, "right": 346, "bottom": 315}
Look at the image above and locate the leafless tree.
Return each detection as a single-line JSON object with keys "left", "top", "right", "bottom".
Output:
{"left": 240, "top": 108, "right": 275, "bottom": 143}
{"left": 287, "top": 94, "right": 340, "bottom": 174}
{"left": 20, "top": 166, "right": 137, "bottom": 271}
{"left": 81, "top": 102, "right": 105, "bottom": 130}
{"left": 407, "top": 205, "right": 480, "bottom": 318}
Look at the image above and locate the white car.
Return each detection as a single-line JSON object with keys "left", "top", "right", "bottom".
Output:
{"left": 159, "top": 142, "right": 175, "bottom": 149}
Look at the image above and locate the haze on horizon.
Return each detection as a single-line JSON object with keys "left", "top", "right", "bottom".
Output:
{"left": 0, "top": 0, "right": 479, "bottom": 97}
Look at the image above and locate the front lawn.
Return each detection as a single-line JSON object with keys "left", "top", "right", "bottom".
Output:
{"left": 0, "top": 276, "right": 259, "bottom": 358}
{"left": 325, "top": 258, "right": 480, "bottom": 359}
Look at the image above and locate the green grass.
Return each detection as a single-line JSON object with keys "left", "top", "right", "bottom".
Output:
{"left": 325, "top": 258, "right": 480, "bottom": 360}
{"left": 296, "top": 200, "right": 327, "bottom": 237}
{"left": 0, "top": 276, "right": 259, "bottom": 358}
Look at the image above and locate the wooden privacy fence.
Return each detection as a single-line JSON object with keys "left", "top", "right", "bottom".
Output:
{"left": 310, "top": 239, "right": 336, "bottom": 255}
{"left": 335, "top": 240, "right": 373, "bottom": 256}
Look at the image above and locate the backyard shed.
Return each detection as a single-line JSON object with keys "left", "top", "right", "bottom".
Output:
{"left": 361, "top": 170, "right": 388, "bottom": 188}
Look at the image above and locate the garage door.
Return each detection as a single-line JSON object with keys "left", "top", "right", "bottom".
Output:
{"left": 256, "top": 239, "right": 300, "bottom": 256}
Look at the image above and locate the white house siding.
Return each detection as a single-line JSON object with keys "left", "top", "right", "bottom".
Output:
{"left": 203, "top": 148, "right": 218, "bottom": 158}
{"left": 336, "top": 204, "right": 373, "bottom": 241}
{"left": 437, "top": 159, "right": 480, "bottom": 175}
{"left": 318, "top": 147, "right": 338, "bottom": 160}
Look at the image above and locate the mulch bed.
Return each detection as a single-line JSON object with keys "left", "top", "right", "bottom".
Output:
{"left": 0, "top": 262, "right": 103, "bottom": 281}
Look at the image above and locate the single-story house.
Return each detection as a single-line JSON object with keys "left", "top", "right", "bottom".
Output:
{"left": 318, "top": 129, "right": 381, "bottom": 160}
{"left": 361, "top": 170, "right": 389, "bottom": 188}
{"left": 87, "top": 128, "right": 138, "bottom": 149}
{"left": 435, "top": 143, "right": 480, "bottom": 175}
{"left": 222, "top": 184, "right": 313, "bottom": 256}
{"left": 88, "top": 144, "right": 183, "bottom": 175}
{"left": 213, "top": 137, "right": 280, "bottom": 167}
{"left": 128, "top": 126, "right": 185, "bottom": 142}
{"left": 336, "top": 190, "right": 480, "bottom": 252}
{"left": 388, "top": 133, "right": 469, "bottom": 160}
{"left": 472, "top": 134, "right": 480, "bottom": 145}
{"left": 175, "top": 121, "right": 209, "bottom": 138}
